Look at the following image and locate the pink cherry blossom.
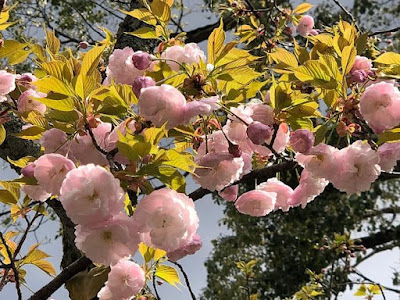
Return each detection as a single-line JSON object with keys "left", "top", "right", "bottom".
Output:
{"left": 133, "top": 188, "right": 199, "bottom": 252}
{"left": 296, "top": 15, "right": 314, "bottom": 37}
{"left": 34, "top": 154, "right": 75, "bottom": 196}
{"left": 17, "top": 89, "right": 47, "bottom": 115}
{"left": 296, "top": 143, "right": 339, "bottom": 180}
{"left": 161, "top": 43, "right": 206, "bottom": 71}
{"left": 290, "top": 129, "right": 314, "bottom": 153}
{"left": 75, "top": 213, "right": 140, "bottom": 266}
{"left": 351, "top": 56, "right": 372, "bottom": 73}
{"left": 194, "top": 153, "right": 244, "bottom": 191}
{"left": 60, "top": 164, "right": 125, "bottom": 226}
{"left": 105, "top": 47, "right": 146, "bottom": 85}
{"left": 247, "top": 102, "right": 274, "bottom": 126}
{"left": 257, "top": 178, "right": 294, "bottom": 211}
{"left": 235, "top": 190, "right": 277, "bottom": 217}
{"left": 70, "top": 125, "right": 109, "bottom": 165}
{"left": 218, "top": 185, "right": 239, "bottom": 202}
{"left": 246, "top": 122, "right": 272, "bottom": 145}
{"left": 40, "top": 128, "right": 69, "bottom": 156}
{"left": 359, "top": 81, "right": 400, "bottom": 134}
{"left": 288, "top": 169, "right": 328, "bottom": 208}
{"left": 330, "top": 141, "right": 381, "bottom": 195}
{"left": 132, "top": 76, "right": 156, "bottom": 97}
{"left": 138, "top": 84, "right": 186, "bottom": 129}
{"left": 195, "top": 130, "right": 229, "bottom": 159}
{"left": 183, "top": 96, "right": 219, "bottom": 123}
{"left": 22, "top": 185, "right": 50, "bottom": 202}
{"left": 103, "top": 258, "right": 145, "bottom": 298}
{"left": 378, "top": 142, "right": 400, "bottom": 172}
{"left": 0, "top": 70, "right": 16, "bottom": 102}
{"left": 167, "top": 233, "right": 202, "bottom": 261}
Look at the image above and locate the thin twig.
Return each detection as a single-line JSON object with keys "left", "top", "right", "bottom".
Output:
{"left": 152, "top": 273, "right": 161, "bottom": 300}
{"left": 169, "top": 260, "right": 196, "bottom": 300}
{"left": 332, "top": 0, "right": 360, "bottom": 31}
{"left": 369, "top": 26, "right": 400, "bottom": 36}
{"left": 0, "top": 232, "right": 22, "bottom": 300}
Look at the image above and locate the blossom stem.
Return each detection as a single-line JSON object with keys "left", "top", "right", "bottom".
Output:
{"left": 169, "top": 260, "right": 196, "bottom": 300}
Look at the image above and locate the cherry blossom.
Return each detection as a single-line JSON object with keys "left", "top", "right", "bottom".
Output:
{"left": 33, "top": 154, "right": 75, "bottom": 196}
{"left": 359, "top": 81, "right": 400, "bottom": 134}
{"left": 167, "top": 233, "right": 203, "bottom": 261}
{"left": 296, "top": 15, "right": 314, "bottom": 37}
{"left": 235, "top": 190, "right": 277, "bottom": 217}
{"left": 133, "top": 188, "right": 199, "bottom": 252}
{"left": 138, "top": 84, "right": 186, "bottom": 129}
{"left": 60, "top": 164, "right": 125, "bottom": 226}
{"left": 257, "top": 178, "right": 294, "bottom": 211}
{"left": 75, "top": 213, "right": 140, "bottom": 266}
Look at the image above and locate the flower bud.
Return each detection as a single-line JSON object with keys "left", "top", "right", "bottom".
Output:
{"left": 132, "top": 76, "right": 156, "bottom": 97}
{"left": 289, "top": 129, "right": 314, "bottom": 153}
{"left": 228, "top": 144, "right": 242, "bottom": 158}
{"left": 79, "top": 41, "right": 89, "bottom": 49}
{"left": 351, "top": 69, "right": 369, "bottom": 83}
{"left": 132, "top": 51, "right": 151, "bottom": 70}
{"left": 21, "top": 163, "right": 36, "bottom": 178}
{"left": 246, "top": 121, "right": 272, "bottom": 145}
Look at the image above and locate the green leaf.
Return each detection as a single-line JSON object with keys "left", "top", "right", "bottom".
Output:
{"left": 7, "top": 156, "right": 36, "bottom": 168}
{"left": 150, "top": 0, "right": 171, "bottom": 23}
{"left": 208, "top": 19, "right": 225, "bottom": 64}
{"left": 341, "top": 45, "right": 357, "bottom": 75}
{"left": 155, "top": 265, "right": 181, "bottom": 288}
{"left": 35, "top": 76, "right": 75, "bottom": 97}
{"left": 354, "top": 283, "right": 367, "bottom": 296}
{"left": 32, "top": 260, "right": 56, "bottom": 276}
{"left": 127, "top": 27, "right": 159, "bottom": 39}
{"left": 378, "top": 128, "right": 400, "bottom": 144}
{"left": 375, "top": 52, "right": 400, "bottom": 65}
{"left": 14, "top": 126, "right": 46, "bottom": 140}
{"left": 293, "top": 3, "right": 314, "bottom": 14}
{"left": 294, "top": 60, "right": 337, "bottom": 89}
{"left": 121, "top": 8, "right": 157, "bottom": 26}
{"left": 0, "top": 190, "right": 17, "bottom": 204}
{"left": 45, "top": 29, "right": 61, "bottom": 55}
{"left": 0, "top": 124, "right": 5, "bottom": 146}
{"left": 33, "top": 93, "right": 75, "bottom": 112}
{"left": 80, "top": 44, "right": 107, "bottom": 77}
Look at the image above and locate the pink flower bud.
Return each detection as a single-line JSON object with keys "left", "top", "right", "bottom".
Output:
{"left": 246, "top": 121, "right": 272, "bottom": 145}
{"left": 79, "top": 41, "right": 89, "bottom": 49}
{"left": 351, "top": 69, "right": 369, "bottom": 83}
{"left": 132, "top": 51, "right": 151, "bottom": 70}
{"left": 21, "top": 163, "right": 36, "bottom": 178}
{"left": 290, "top": 129, "right": 314, "bottom": 153}
{"left": 228, "top": 144, "right": 242, "bottom": 158}
{"left": 132, "top": 76, "right": 156, "bottom": 97}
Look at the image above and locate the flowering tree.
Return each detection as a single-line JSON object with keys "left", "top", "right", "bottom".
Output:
{"left": 0, "top": 0, "right": 400, "bottom": 299}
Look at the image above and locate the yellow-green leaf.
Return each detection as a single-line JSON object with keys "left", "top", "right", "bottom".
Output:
{"left": 45, "top": 29, "right": 60, "bottom": 55}
{"left": 33, "top": 94, "right": 75, "bottom": 112}
{"left": 35, "top": 76, "right": 75, "bottom": 97}
{"left": 155, "top": 265, "right": 181, "bottom": 288}
{"left": 127, "top": 27, "right": 159, "bottom": 39}
{"left": 7, "top": 156, "right": 36, "bottom": 168}
{"left": 14, "top": 126, "right": 46, "bottom": 140}
{"left": 0, "top": 124, "right": 5, "bottom": 146}
{"left": 80, "top": 44, "right": 106, "bottom": 77}
{"left": 341, "top": 45, "right": 356, "bottom": 75}
{"left": 32, "top": 259, "right": 56, "bottom": 276}
{"left": 121, "top": 9, "right": 157, "bottom": 26}
{"left": 208, "top": 19, "right": 225, "bottom": 64}
{"left": 150, "top": 0, "right": 171, "bottom": 23}
{"left": 293, "top": 3, "right": 313, "bottom": 14}
{"left": 375, "top": 52, "right": 400, "bottom": 65}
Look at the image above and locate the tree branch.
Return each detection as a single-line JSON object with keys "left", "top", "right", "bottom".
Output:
{"left": 189, "top": 160, "right": 297, "bottom": 201}
{"left": 357, "top": 223, "right": 400, "bottom": 249}
{"left": 184, "top": 15, "right": 236, "bottom": 43}
{"left": 169, "top": 260, "right": 196, "bottom": 300}
{"left": 369, "top": 26, "right": 400, "bottom": 36}
{"left": 28, "top": 256, "right": 92, "bottom": 300}
{"left": 332, "top": 0, "right": 360, "bottom": 31}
